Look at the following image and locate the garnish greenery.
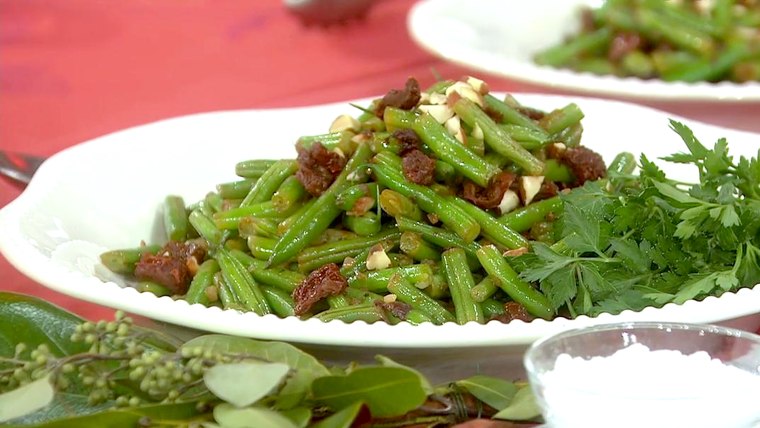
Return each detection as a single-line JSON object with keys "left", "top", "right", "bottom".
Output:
{"left": 517, "top": 120, "right": 760, "bottom": 317}
{"left": 0, "top": 293, "right": 541, "bottom": 427}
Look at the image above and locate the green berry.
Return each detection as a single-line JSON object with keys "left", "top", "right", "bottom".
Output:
{"left": 128, "top": 396, "right": 141, "bottom": 407}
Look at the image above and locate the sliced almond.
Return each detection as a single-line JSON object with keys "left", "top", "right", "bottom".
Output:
{"left": 332, "top": 147, "right": 346, "bottom": 158}
{"left": 444, "top": 115, "right": 461, "bottom": 137}
{"left": 498, "top": 190, "right": 520, "bottom": 214}
{"left": 471, "top": 123, "right": 484, "bottom": 140}
{"left": 419, "top": 92, "right": 431, "bottom": 104}
{"left": 552, "top": 142, "right": 567, "bottom": 152}
{"left": 428, "top": 92, "right": 448, "bottom": 105}
{"left": 503, "top": 247, "right": 529, "bottom": 257}
{"left": 329, "top": 114, "right": 360, "bottom": 133}
{"left": 419, "top": 104, "right": 455, "bottom": 124}
{"left": 465, "top": 76, "right": 490, "bottom": 95}
{"left": 445, "top": 81, "right": 484, "bottom": 107}
{"left": 520, "top": 176, "right": 545, "bottom": 205}
{"left": 383, "top": 294, "right": 397, "bottom": 303}
{"left": 366, "top": 247, "right": 392, "bottom": 271}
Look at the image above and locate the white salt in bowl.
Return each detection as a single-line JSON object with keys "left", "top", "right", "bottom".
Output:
{"left": 524, "top": 322, "right": 760, "bottom": 428}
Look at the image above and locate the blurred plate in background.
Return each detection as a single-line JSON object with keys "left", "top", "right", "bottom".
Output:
{"left": 408, "top": 0, "right": 760, "bottom": 102}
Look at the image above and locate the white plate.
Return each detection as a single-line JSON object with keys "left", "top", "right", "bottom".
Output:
{"left": 408, "top": 0, "right": 760, "bottom": 102}
{"left": 1, "top": 95, "right": 760, "bottom": 362}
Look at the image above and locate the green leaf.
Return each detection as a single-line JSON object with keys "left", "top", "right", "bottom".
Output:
{"left": 183, "top": 335, "right": 330, "bottom": 409}
{"left": 311, "top": 367, "right": 426, "bottom": 418}
{"left": 0, "top": 293, "right": 88, "bottom": 358}
{"left": 492, "top": 385, "right": 542, "bottom": 421}
{"left": 310, "top": 402, "right": 366, "bottom": 428}
{"left": 213, "top": 403, "right": 298, "bottom": 428}
{"left": 280, "top": 408, "right": 311, "bottom": 428}
{"left": 374, "top": 355, "right": 433, "bottom": 395}
{"left": 0, "top": 376, "right": 55, "bottom": 423}
{"left": 5, "top": 402, "right": 201, "bottom": 428}
{"left": 609, "top": 238, "right": 649, "bottom": 274}
{"left": 204, "top": 362, "right": 290, "bottom": 408}
{"left": 669, "top": 119, "right": 708, "bottom": 159}
{"left": 562, "top": 202, "right": 602, "bottom": 253}
{"left": 652, "top": 181, "right": 702, "bottom": 205}
{"left": 456, "top": 375, "right": 517, "bottom": 411}
{"left": 673, "top": 273, "right": 718, "bottom": 304}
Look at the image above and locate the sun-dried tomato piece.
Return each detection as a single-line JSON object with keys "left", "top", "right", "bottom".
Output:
{"left": 292, "top": 263, "right": 347, "bottom": 316}
{"left": 296, "top": 142, "right": 346, "bottom": 196}
{"left": 375, "top": 77, "right": 421, "bottom": 117}
{"left": 491, "top": 301, "right": 534, "bottom": 323}
{"left": 393, "top": 129, "right": 422, "bottom": 156}
{"left": 549, "top": 145, "right": 607, "bottom": 186}
{"left": 134, "top": 240, "right": 207, "bottom": 295}
{"left": 402, "top": 149, "right": 436, "bottom": 185}
{"left": 461, "top": 171, "right": 516, "bottom": 209}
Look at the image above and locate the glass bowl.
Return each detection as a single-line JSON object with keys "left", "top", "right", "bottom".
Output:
{"left": 524, "top": 322, "right": 760, "bottom": 428}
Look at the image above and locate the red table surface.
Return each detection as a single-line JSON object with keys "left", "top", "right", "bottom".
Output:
{"left": 1, "top": 0, "right": 759, "bottom": 322}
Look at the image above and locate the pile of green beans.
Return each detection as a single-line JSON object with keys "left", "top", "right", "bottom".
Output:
{"left": 100, "top": 77, "right": 608, "bottom": 325}
{"left": 535, "top": 0, "right": 760, "bottom": 83}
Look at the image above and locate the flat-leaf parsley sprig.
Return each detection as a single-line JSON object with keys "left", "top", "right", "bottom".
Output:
{"left": 517, "top": 120, "right": 760, "bottom": 317}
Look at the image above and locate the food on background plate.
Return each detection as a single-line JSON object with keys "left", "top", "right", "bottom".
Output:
{"left": 535, "top": 0, "right": 760, "bottom": 83}
{"left": 100, "top": 75, "right": 760, "bottom": 325}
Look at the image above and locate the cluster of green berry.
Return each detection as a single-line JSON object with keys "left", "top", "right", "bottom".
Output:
{"left": 0, "top": 311, "right": 231, "bottom": 409}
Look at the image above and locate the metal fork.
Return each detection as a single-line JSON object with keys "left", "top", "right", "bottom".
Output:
{"left": 0, "top": 151, "right": 46, "bottom": 187}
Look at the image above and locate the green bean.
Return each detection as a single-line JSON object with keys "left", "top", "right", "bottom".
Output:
{"left": 189, "top": 208, "right": 223, "bottom": 247}
{"left": 538, "top": 103, "right": 584, "bottom": 136}
{"left": 296, "top": 131, "right": 351, "bottom": 151}
{"left": 343, "top": 212, "right": 382, "bottom": 236}
{"left": 238, "top": 216, "right": 280, "bottom": 239}
{"left": 483, "top": 95, "right": 548, "bottom": 134}
{"left": 313, "top": 229, "right": 359, "bottom": 246}
{"left": 386, "top": 274, "right": 456, "bottom": 325}
{"left": 136, "top": 281, "right": 172, "bottom": 297}
{"left": 349, "top": 264, "right": 435, "bottom": 293}
{"left": 453, "top": 98, "right": 544, "bottom": 175}
{"left": 399, "top": 231, "right": 441, "bottom": 262}
{"left": 247, "top": 236, "right": 276, "bottom": 261}
{"left": 240, "top": 159, "right": 298, "bottom": 207}
{"left": 314, "top": 303, "right": 385, "bottom": 323}
{"left": 553, "top": 122, "right": 583, "bottom": 148}
{"left": 163, "top": 195, "right": 189, "bottom": 242}
{"left": 499, "top": 196, "right": 562, "bottom": 233}
{"left": 261, "top": 285, "right": 296, "bottom": 318}
{"left": 383, "top": 107, "right": 417, "bottom": 131}
{"left": 480, "top": 298, "right": 506, "bottom": 319}
{"left": 424, "top": 271, "right": 449, "bottom": 300}
{"left": 476, "top": 245, "right": 553, "bottom": 320}
{"left": 216, "top": 247, "right": 271, "bottom": 315}
{"left": 204, "top": 192, "right": 224, "bottom": 214}
{"left": 217, "top": 179, "right": 256, "bottom": 199}
{"left": 214, "top": 201, "right": 287, "bottom": 230}
{"left": 470, "top": 275, "right": 500, "bottom": 303}
{"left": 534, "top": 27, "right": 613, "bottom": 66}
{"left": 100, "top": 245, "right": 161, "bottom": 275}
{"left": 268, "top": 142, "right": 374, "bottom": 266}
{"left": 271, "top": 176, "right": 307, "bottom": 214}
{"left": 621, "top": 51, "right": 655, "bottom": 78}
{"left": 336, "top": 183, "right": 378, "bottom": 214}
{"left": 499, "top": 124, "right": 551, "bottom": 150}
{"left": 361, "top": 115, "right": 386, "bottom": 133}
{"left": 449, "top": 197, "right": 528, "bottom": 250}
{"left": 185, "top": 259, "right": 220, "bottom": 305}
{"left": 228, "top": 249, "right": 304, "bottom": 293}
{"left": 277, "top": 199, "right": 316, "bottom": 235}
{"left": 327, "top": 294, "right": 351, "bottom": 309}
{"left": 442, "top": 248, "right": 484, "bottom": 324}
{"left": 607, "top": 152, "right": 637, "bottom": 175}
{"left": 661, "top": 43, "right": 748, "bottom": 82}
{"left": 235, "top": 159, "right": 277, "bottom": 179}
{"left": 637, "top": 8, "right": 715, "bottom": 58}
{"left": 412, "top": 114, "right": 499, "bottom": 187}
{"left": 544, "top": 159, "right": 575, "bottom": 183}
{"left": 371, "top": 153, "right": 480, "bottom": 242}
{"left": 434, "top": 160, "right": 458, "bottom": 184}
{"left": 387, "top": 252, "right": 413, "bottom": 267}
{"left": 395, "top": 217, "right": 481, "bottom": 259}
{"left": 296, "top": 228, "right": 401, "bottom": 272}
{"left": 379, "top": 189, "right": 423, "bottom": 222}
{"left": 215, "top": 272, "right": 242, "bottom": 310}
{"left": 404, "top": 309, "right": 434, "bottom": 325}
{"left": 572, "top": 58, "right": 617, "bottom": 76}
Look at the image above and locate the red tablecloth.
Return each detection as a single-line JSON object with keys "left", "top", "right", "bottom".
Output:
{"left": 2, "top": 0, "right": 759, "bottom": 321}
